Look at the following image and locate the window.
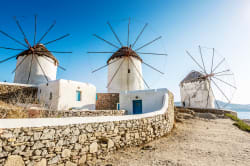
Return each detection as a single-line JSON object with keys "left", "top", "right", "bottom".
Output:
{"left": 117, "top": 103, "right": 120, "bottom": 110}
{"left": 76, "top": 91, "right": 81, "bottom": 101}
{"left": 49, "top": 92, "right": 52, "bottom": 100}
{"left": 96, "top": 94, "right": 98, "bottom": 101}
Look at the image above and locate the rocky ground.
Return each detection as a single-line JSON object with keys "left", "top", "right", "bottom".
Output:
{"left": 99, "top": 114, "right": 250, "bottom": 166}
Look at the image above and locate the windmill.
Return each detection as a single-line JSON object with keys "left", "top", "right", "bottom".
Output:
{"left": 180, "top": 46, "right": 237, "bottom": 109}
{"left": 88, "top": 18, "right": 167, "bottom": 93}
{"left": 0, "top": 15, "right": 71, "bottom": 85}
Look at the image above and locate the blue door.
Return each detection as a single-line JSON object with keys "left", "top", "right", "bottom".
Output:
{"left": 133, "top": 100, "right": 142, "bottom": 114}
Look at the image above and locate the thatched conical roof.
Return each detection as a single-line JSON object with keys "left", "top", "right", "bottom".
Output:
{"left": 180, "top": 70, "right": 206, "bottom": 86}
{"left": 16, "top": 44, "right": 58, "bottom": 65}
{"left": 107, "top": 47, "right": 142, "bottom": 64}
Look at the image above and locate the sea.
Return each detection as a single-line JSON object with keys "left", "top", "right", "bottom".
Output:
{"left": 234, "top": 110, "right": 250, "bottom": 120}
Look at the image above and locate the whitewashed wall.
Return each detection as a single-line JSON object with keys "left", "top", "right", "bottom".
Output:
{"left": 180, "top": 80, "right": 215, "bottom": 108}
{"left": 37, "top": 79, "right": 96, "bottom": 110}
{"left": 14, "top": 55, "right": 57, "bottom": 85}
{"left": 107, "top": 57, "right": 144, "bottom": 93}
{"left": 120, "top": 88, "right": 168, "bottom": 114}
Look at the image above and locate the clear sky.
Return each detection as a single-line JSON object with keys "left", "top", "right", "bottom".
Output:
{"left": 0, "top": 0, "right": 249, "bottom": 104}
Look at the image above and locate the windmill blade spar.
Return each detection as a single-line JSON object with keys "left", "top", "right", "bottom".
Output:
{"left": 107, "top": 58, "right": 126, "bottom": 88}
{"left": 211, "top": 78, "right": 231, "bottom": 103}
{"left": 0, "top": 55, "right": 18, "bottom": 64}
{"left": 38, "top": 21, "right": 56, "bottom": 44}
{"left": 135, "top": 36, "right": 162, "bottom": 51}
{"left": 107, "top": 21, "right": 123, "bottom": 47}
{"left": 0, "top": 30, "right": 27, "bottom": 48}
{"left": 92, "top": 58, "right": 120, "bottom": 73}
{"left": 0, "top": 46, "right": 25, "bottom": 51}
{"left": 12, "top": 55, "right": 30, "bottom": 73}
{"left": 199, "top": 46, "right": 207, "bottom": 74}
{"left": 132, "top": 23, "right": 148, "bottom": 48}
{"left": 43, "top": 34, "right": 70, "bottom": 46}
{"left": 142, "top": 61, "right": 164, "bottom": 75}
{"left": 136, "top": 52, "right": 168, "bottom": 56}
{"left": 34, "top": 15, "right": 37, "bottom": 46}
{"left": 93, "top": 34, "right": 119, "bottom": 49}
{"left": 186, "top": 50, "right": 206, "bottom": 73}
{"left": 129, "top": 57, "right": 150, "bottom": 89}
{"left": 13, "top": 16, "right": 31, "bottom": 48}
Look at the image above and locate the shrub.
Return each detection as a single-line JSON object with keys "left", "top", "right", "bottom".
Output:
{"left": 225, "top": 113, "right": 250, "bottom": 132}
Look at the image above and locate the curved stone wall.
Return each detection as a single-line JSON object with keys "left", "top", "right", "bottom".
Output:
{"left": 0, "top": 92, "right": 174, "bottom": 166}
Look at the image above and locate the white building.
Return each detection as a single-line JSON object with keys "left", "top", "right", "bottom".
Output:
{"left": 120, "top": 88, "right": 168, "bottom": 114}
{"left": 37, "top": 79, "right": 96, "bottom": 110}
{"left": 14, "top": 44, "right": 57, "bottom": 85}
{"left": 107, "top": 47, "right": 144, "bottom": 93}
{"left": 179, "top": 71, "right": 215, "bottom": 108}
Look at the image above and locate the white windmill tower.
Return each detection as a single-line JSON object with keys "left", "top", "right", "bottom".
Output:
{"left": 180, "top": 46, "right": 237, "bottom": 109}
{"left": 0, "top": 16, "right": 70, "bottom": 85}
{"left": 88, "top": 19, "right": 166, "bottom": 93}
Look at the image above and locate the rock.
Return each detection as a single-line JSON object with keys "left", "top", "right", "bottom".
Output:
{"left": 33, "top": 132, "right": 42, "bottom": 140}
{"left": 1, "top": 132, "right": 13, "bottom": 139}
{"left": 74, "top": 143, "right": 82, "bottom": 150}
{"left": 72, "top": 128, "right": 80, "bottom": 135}
{"left": 40, "top": 129, "right": 55, "bottom": 140}
{"left": 32, "top": 142, "right": 44, "bottom": 149}
{"left": 65, "top": 161, "right": 77, "bottom": 166}
{"left": 46, "top": 142, "right": 55, "bottom": 148}
{"left": 79, "top": 155, "right": 87, "bottom": 165}
{"left": 62, "top": 149, "right": 71, "bottom": 158}
{"left": 4, "top": 155, "right": 25, "bottom": 166}
{"left": 34, "top": 159, "right": 46, "bottom": 166}
{"left": 56, "top": 140, "right": 64, "bottom": 146}
{"left": 108, "top": 139, "right": 114, "bottom": 149}
{"left": 70, "top": 136, "right": 78, "bottom": 144}
{"left": 114, "top": 127, "right": 119, "bottom": 134}
{"left": 62, "top": 127, "right": 71, "bottom": 135}
{"left": 178, "top": 113, "right": 194, "bottom": 119}
{"left": 89, "top": 142, "right": 98, "bottom": 153}
{"left": 86, "top": 125, "right": 93, "bottom": 132}
{"left": 48, "top": 155, "right": 60, "bottom": 165}
{"left": 79, "top": 134, "right": 87, "bottom": 144}
{"left": 141, "top": 145, "right": 155, "bottom": 151}
{"left": 134, "top": 133, "right": 139, "bottom": 139}
{"left": 195, "top": 113, "right": 217, "bottom": 119}
{"left": 34, "top": 150, "right": 42, "bottom": 156}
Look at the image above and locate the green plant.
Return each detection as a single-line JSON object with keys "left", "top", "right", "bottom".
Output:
{"left": 225, "top": 113, "right": 250, "bottom": 132}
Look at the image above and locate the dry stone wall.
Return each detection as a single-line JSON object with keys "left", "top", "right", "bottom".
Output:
{"left": 0, "top": 83, "right": 37, "bottom": 104}
{"left": 96, "top": 93, "right": 119, "bottom": 110}
{"left": 0, "top": 92, "right": 174, "bottom": 166}
{"left": 0, "top": 107, "right": 126, "bottom": 119}
{"left": 175, "top": 106, "right": 237, "bottom": 117}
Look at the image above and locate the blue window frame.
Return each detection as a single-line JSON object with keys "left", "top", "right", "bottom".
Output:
{"left": 76, "top": 91, "right": 81, "bottom": 101}
{"left": 117, "top": 103, "right": 120, "bottom": 110}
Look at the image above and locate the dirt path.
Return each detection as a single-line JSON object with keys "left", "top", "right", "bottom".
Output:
{"left": 100, "top": 118, "right": 250, "bottom": 166}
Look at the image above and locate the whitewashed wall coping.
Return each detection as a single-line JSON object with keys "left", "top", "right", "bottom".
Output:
{"left": 0, "top": 94, "right": 169, "bottom": 129}
{"left": 121, "top": 88, "right": 168, "bottom": 94}
{"left": 0, "top": 82, "right": 36, "bottom": 87}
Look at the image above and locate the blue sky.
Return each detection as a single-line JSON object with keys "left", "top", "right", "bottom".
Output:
{"left": 0, "top": 0, "right": 249, "bottom": 104}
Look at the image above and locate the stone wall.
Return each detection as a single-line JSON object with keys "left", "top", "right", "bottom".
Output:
{"left": 0, "top": 108, "right": 126, "bottom": 119}
{"left": 96, "top": 93, "right": 119, "bottom": 110}
{"left": 0, "top": 83, "right": 38, "bottom": 104}
{"left": 175, "top": 106, "right": 237, "bottom": 117}
{"left": 0, "top": 92, "right": 174, "bottom": 166}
